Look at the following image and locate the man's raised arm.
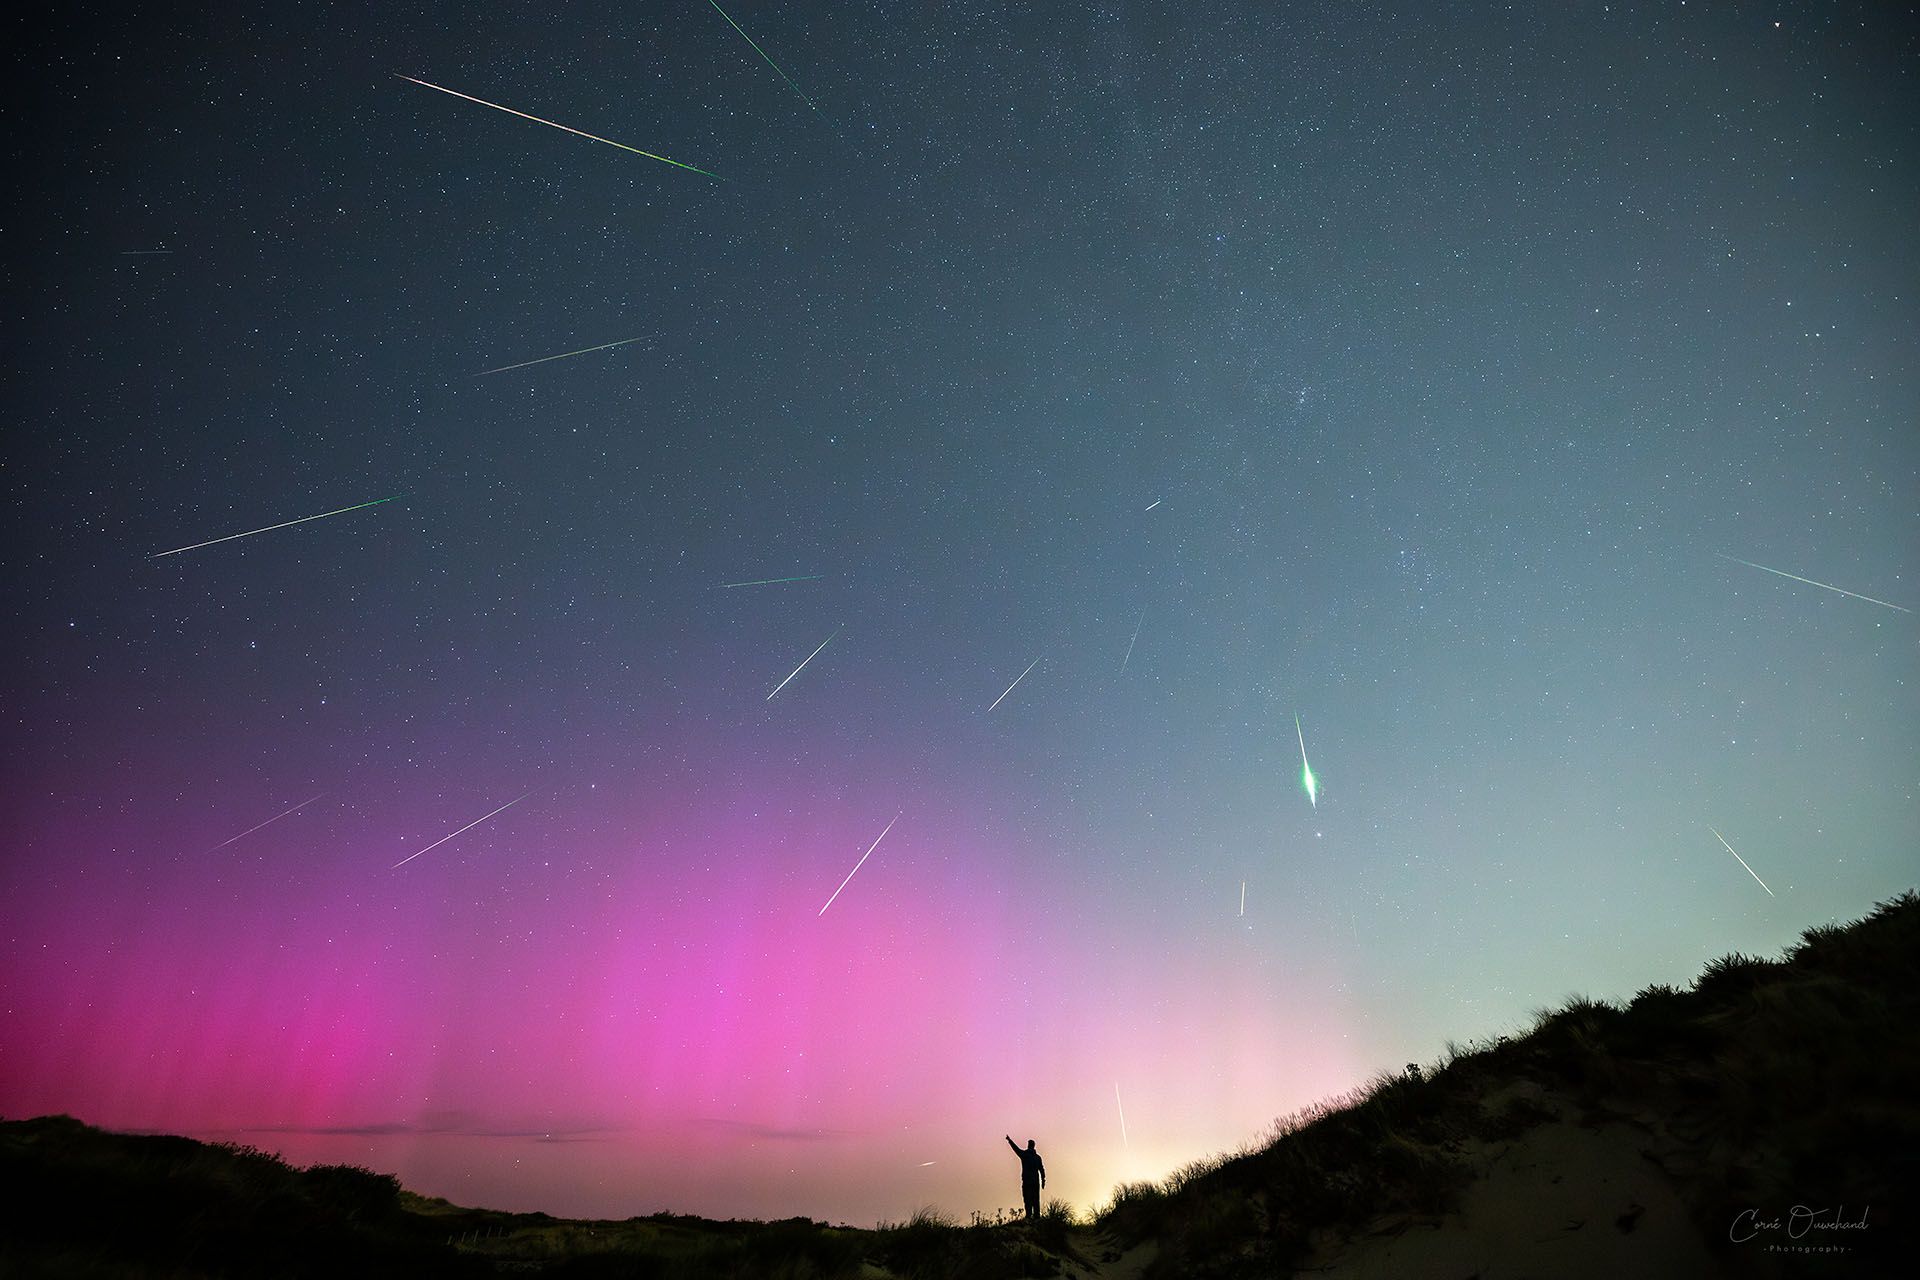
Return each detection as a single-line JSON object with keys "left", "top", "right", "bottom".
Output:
{"left": 1005, "top": 1135, "right": 1020, "bottom": 1155}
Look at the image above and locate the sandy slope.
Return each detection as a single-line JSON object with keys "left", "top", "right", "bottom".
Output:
{"left": 1062, "top": 1228, "right": 1158, "bottom": 1280}
{"left": 1301, "top": 1115, "right": 1730, "bottom": 1279}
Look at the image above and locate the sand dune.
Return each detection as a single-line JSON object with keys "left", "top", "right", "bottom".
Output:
{"left": 1306, "top": 1109, "right": 1728, "bottom": 1279}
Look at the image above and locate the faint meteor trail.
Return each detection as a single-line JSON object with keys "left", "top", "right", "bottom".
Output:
{"left": 722, "top": 574, "right": 823, "bottom": 589}
{"left": 1144, "top": 499, "right": 1161, "bottom": 512}
{"left": 478, "top": 335, "right": 649, "bottom": 376}
{"left": 707, "top": 0, "right": 820, "bottom": 114}
{"left": 818, "top": 811, "right": 901, "bottom": 916}
{"left": 1295, "top": 713, "right": 1318, "bottom": 809}
{"left": 767, "top": 627, "right": 840, "bottom": 700}
{"left": 988, "top": 657, "right": 1041, "bottom": 712}
{"left": 206, "top": 793, "right": 325, "bottom": 853}
{"left": 396, "top": 75, "right": 721, "bottom": 179}
{"left": 150, "top": 497, "right": 398, "bottom": 559}
{"left": 1709, "top": 826, "right": 1774, "bottom": 897}
{"left": 394, "top": 793, "right": 529, "bottom": 869}
{"left": 918, "top": 1161, "right": 937, "bottom": 1167}
{"left": 1115, "top": 1082, "right": 1129, "bottom": 1148}
{"left": 1716, "top": 553, "right": 1911, "bottom": 614}
{"left": 1120, "top": 610, "right": 1145, "bottom": 673}
{"left": 1240, "top": 880, "right": 1246, "bottom": 916}
{"left": 120, "top": 249, "right": 173, "bottom": 255}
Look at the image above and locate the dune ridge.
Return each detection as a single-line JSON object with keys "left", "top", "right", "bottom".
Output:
{"left": 6, "top": 890, "right": 1915, "bottom": 1277}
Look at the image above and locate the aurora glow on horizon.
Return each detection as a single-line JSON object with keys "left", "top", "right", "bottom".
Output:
{"left": 5, "top": 0, "right": 1916, "bottom": 1230}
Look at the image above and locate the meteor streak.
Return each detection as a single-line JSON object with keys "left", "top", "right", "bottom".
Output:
{"left": 1144, "top": 499, "right": 1161, "bottom": 511}
{"left": 150, "top": 497, "right": 398, "bottom": 559}
{"left": 818, "top": 811, "right": 901, "bottom": 916}
{"left": 397, "top": 75, "right": 721, "bottom": 179}
{"left": 1121, "top": 610, "right": 1145, "bottom": 673}
{"left": 988, "top": 657, "right": 1041, "bottom": 712}
{"left": 707, "top": 0, "right": 821, "bottom": 114}
{"left": 1716, "top": 553, "right": 1911, "bottom": 613}
{"left": 394, "top": 793, "right": 529, "bottom": 869}
{"left": 478, "top": 335, "right": 650, "bottom": 376}
{"left": 722, "top": 574, "right": 824, "bottom": 588}
{"left": 767, "top": 627, "right": 840, "bottom": 700}
{"left": 1709, "top": 826, "right": 1774, "bottom": 897}
{"left": 1240, "top": 880, "right": 1246, "bottom": 916}
{"left": 206, "top": 793, "right": 326, "bottom": 853}
{"left": 1295, "top": 713, "right": 1317, "bottom": 809}
{"left": 1115, "top": 1082, "right": 1129, "bottom": 1148}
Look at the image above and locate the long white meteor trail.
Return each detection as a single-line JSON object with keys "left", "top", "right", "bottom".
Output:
{"left": 1121, "top": 610, "right": 1145, "bottom": 673}
{"left": 988, "top": 657, "right": 1041, "bottom": 712}
{"left": 1240, "top": 880, "right": 1246, "bottom": 917}
{"left": 397, "top": 75, "right": 721, "bottom": 179}
{"left": 767, "top": 627, "right": 840, "bottom": 700}
{"left": 206, "top": 793, "right": 325, "bottom": 853}
{"left": 818, "top": 811, "right": 901, "bottom": 916}
{"left": 722, "top": 574, "right": 823, "bottom": 589}
{"left": 478, "top": 335, "right": 649, "bottom": 376}
{"left": 1716, "top": 553, "right": 1912, "bottom": 614}
{"left": 151, "top": 497, "right": 398, "bottom": 559}
{"left": 394, "top": 793, "right": 529, "bottom": 869}
{"left": 1709, "top": 826, "right": 1774, "bottom": 897}
{"left": 1115, "top": 1082, "right": 1129, "bottom": 1149}
{"left": 1144, "top": 499, "right": 1161, "bottom": 512}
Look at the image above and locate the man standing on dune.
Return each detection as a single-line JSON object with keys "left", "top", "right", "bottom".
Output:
{"left": 1005, "top": 1135, "right": 1045, "bottom": 1220}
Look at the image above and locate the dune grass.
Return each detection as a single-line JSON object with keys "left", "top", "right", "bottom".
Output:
{"left": 1089, "top": 889, "right": 1920, "bottom": 1278}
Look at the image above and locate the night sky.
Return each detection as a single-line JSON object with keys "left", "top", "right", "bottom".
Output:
{"left": 6, "top": 0, "right": 1917, "bottom": 1227}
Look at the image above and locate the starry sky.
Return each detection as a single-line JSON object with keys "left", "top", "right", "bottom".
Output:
{"left": 4, "top": 0, "right": 1916, "bottom": 1227}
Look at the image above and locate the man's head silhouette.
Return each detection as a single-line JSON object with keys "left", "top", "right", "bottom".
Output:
{"left": 1026, "top": 1140, "right": 1036, "bottom": 1150}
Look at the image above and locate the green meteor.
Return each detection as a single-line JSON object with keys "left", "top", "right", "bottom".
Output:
{"left": 151, "top": 497, "right": 399, "bottom": 559}
{"left": 707, "top": 0, "right": 822, "bottom": 115}
{"left": 1295, "top": 713, "right": 1317, "bottom": 809}
{"left": 720, "top": 573, "right": 824, "bottom": 588}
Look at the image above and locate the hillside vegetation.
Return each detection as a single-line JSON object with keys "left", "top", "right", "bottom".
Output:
{"left": 1102, "top": 888, "right": 1919, "bottom": 1277}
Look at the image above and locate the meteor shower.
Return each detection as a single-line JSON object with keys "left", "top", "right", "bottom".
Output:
{"left": 6, "top": 3, "right": 1917, "bottom": 1277}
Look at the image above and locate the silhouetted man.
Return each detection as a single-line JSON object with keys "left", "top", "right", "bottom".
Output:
{"left": 1005, "top": 1135, "right": 1045, "bottom": 1220}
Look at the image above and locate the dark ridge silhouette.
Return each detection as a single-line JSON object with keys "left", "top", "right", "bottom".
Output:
{"left": 6, "top": 890, "right": 1915, "bottom": 1277}
{"left": 0, "top": 1115, "right": 482, "bottom": 1278}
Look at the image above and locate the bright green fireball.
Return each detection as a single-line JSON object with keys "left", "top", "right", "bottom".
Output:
{"left": 1295, "top": 713, "right": 1318, "bottom": 809}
